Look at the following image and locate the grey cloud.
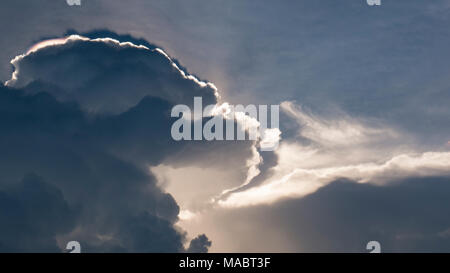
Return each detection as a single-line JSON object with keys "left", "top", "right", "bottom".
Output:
{"left": 186, "top": 234, "right": 212, "bottom": 253}
{"left": 0, "top": 86, "right": 187, "bottom": 252}
{"left": 274, "top": 176, "right": 450, "bottom": 252}
{"left": 0, "top": 30, "right": 265, "bottom": 252}
{"left": 0, "top": 174, "right": 77, "bottom": 252}
{"left": 208, "top": 176, "right": 450, "bottom": 252}
{"left": 0, "top": 32, "right": 231, "bottom": 251}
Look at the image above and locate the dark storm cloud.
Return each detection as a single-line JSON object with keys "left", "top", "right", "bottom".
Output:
{"left": 0, "top": 86, "right": 185, "bottom": 252}
{"left": 219, "top": 176, "right": 450, "bottom": 252}
{"left": 0, "top": 33, "right": 240, "bottom": 251}
{"left": 0, "top": 174, "right": 76, "bottom": 253}
{"left": 186, "top": 234, "right": 212, "bottom": 253}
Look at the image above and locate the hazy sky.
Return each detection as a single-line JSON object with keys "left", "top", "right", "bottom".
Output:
{"left": 0, "top": 0, "right": 449, "bottom": 252}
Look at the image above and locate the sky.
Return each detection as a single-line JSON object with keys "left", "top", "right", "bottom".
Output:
{"left": 0, "top": 0, "right": 449, "bottom": 252}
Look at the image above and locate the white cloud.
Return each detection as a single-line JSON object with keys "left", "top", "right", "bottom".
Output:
{"left": 217, "top": 102, "right": 450, "bottom": 208}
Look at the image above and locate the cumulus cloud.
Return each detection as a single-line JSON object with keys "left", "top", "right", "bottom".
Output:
{"left": 0, "top": 33, "right": 255, "bottom": 252}
{"left": 5, "top": 34, "right": 260, "bottom": 169}
{"left": 186, "top": 234, "right": 212, "bottom": 253}
{"left": 6, "top": 35, "right": 218, "bottom": 114}
{"left": 0, "top": 84, "right": 187, "bottom": 252}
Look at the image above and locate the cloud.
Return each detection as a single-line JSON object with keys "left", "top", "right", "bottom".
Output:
{"left": 1, "top": 31, "right": 286, "bottom": 252}
{"left": 261, "top": 176, "right": 450, "bottom": 252}
{"left": 186, "top": 234, "right": 212, "bottom": 253}
{"left": 219, "top": 150, "right": 450, "bottom": 207}
{"left": 0, "top": 33, "right": 240, "bottom": 252}
{"left": 192, "top": 176, "right": 450, "bottom": 252}
{"left": 216, "top": 102, "right": 450, "bottom": 207}
{"left": 281, "top": 101, "right": 400, "bottom": 148}
{"left": 0, "top": 174, "right": 76, "bottom": 252}
{"left": 0, "top": 85, "right": 188, "bottom": 252}
{"left": 6, "top": 35, "right": 218, "bottom": 114}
